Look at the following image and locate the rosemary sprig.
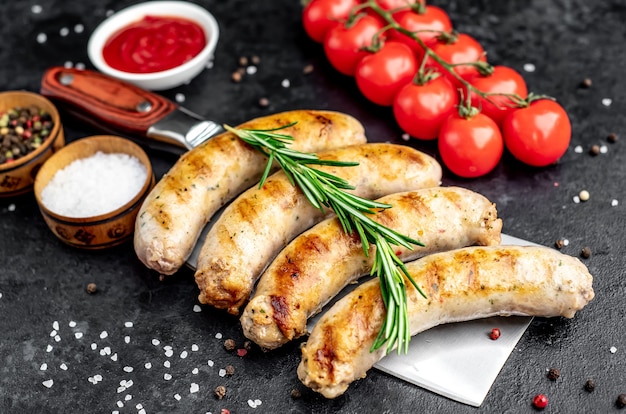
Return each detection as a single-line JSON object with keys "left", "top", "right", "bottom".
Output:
{"left": 224, "top": 123, "right": 426, "bottom": 354}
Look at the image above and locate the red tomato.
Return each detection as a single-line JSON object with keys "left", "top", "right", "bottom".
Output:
{"left": 502, "top": 99, "right": 571, "bottom": 167}
{"left": 393, "top": 73, "right": 459, "bottom": 140}
{"left": 324, "top": 15, "right": 385, "bottom": 76}
{"left": 438, "top": 111, "right": 504, "bottom": 178}
{"left": 302, "top": 0, "right": 359, "bottom": 43}
{"left": 467, "top": 66, "right": 528, "bottom": 126}
{"left": 390, "top": 6, "right": 453, "bottom": 58}
{"left": 428, "top": 33, "right": 486, "bottom": 88}
{"left": 376, "top": 0, "right": 424, "bottom": 11}
{"left": 355, "top": 41, "right": 418, "bottom": 106}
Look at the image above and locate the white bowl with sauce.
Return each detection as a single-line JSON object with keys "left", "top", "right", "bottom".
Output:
{"left": 87, "top": 1, "right": 219, "bottom": 90}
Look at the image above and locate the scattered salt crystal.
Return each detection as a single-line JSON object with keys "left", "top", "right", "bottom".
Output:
{"left": 120, "top": 380, "right": 127, "bottom": 387}
{"left": 31, "top": 4, "right": 43, "bottom": 14}
{"left": 246, "top": 66, "right": 258, "bottom": 75}
{"left": 68, "top": 321, "right": 77, "bottom": 328}
{"left": 0, "top": 292, "right": 2, "bottom": 299}
{"left": 104, "top": 347, "right": 111, "bottom": 355}
{"left": 60, "top": 363, "right": 68, "bottom": 370}
{"left": 124, "top": 394, "right": 132, "bottom": 401}
{"left": 136, "top": 404, "right": 143, "bottom": 410}
{"left": 94, "top": 374, "right": 103, "bottom": 382}
{"left": 75, "top": 332, "right": 83, "bottom": 339}
{"left": 248, "top": 400, "right": 258, "bottom": 408}
{"left": 91, "top": 343, "right": 97, "bottom": 350}
{"left": 40, "top": 363, "right": 48, "bottom": 371}
{"left": 193, "top": 305, "right": 201, "bottom": 313}
{"left": 74, "top": 24, "right": 84, "bottom": 33}
{"left": 218, "top": 369, "right": 226, "bottom": 377}
{"left": 145, "top": 362, "right": 152, "bottom": 369}
{"left": 100, "top": 331, "right": 108, "bottom": 339}
{"left": 610, "top": 346, "right": 617, "bottom": 353}
{"left": 152, "top": 339, "right": 160, "bottom": 346}
{"left": 75, "top": 62, "right": 86, "bottom": 70}
{"left": 113, "top": 411, "right": 120, "bottom": 414}
{"left": 116, "top": 401, "right": 124, "bottom": 408}
{"left": 612, "top": 199, "right": 619, "bottom": 207}
{"left": 164, "top": 373, "right": 172, "bottom": 381}
{"left": 281, "top": 79, "right": 290, "bottom": 88}
{"left": 42, "top": 379, "right": 54, "bottom": 388}
{"left": 215, "top": 333, "right": 222, "bottom": 339}
{"left": 64, "top": 61, "right": 73, "bottom": 68}
{"left": 60, "top": 27, "right": 69, "bottom": 37}
{"left": 573, "top": 196, "right": 580, "bottom": 203}
{"left": 602, "top": 98, "right": 612, "bottom": 107}
{"left": 124, "top": 322, "right": 133, "bottom": 328}
{"left": 123, "top": 366, "right": 133, "bottom": 373}
{"left": 50, "top": 330, "right": 57, "bottom": 337}
{"left": 191, "top": 344, "right": 199, "bottom": 351}
{"left": 164, "top": 361, "right": 171, "bottom": 368}
{"left": 46, "top": 345, "right": 53, "bottom": 352}
{"left": 165, "top": 349, "right": 174, "bottom": 358}
{"left": 174, "top": 393, "right": 181, "bottom": 401}
{"left": 175, "top": 93, "right": 186, "bottom": 103}
{"left": 401, "top": 133, "right": 410, "bottom": 141}
{"left": 126, "top": 380, "right": 134, "bottom": 388}
{"left": 36, "top": 33, "right": 47, "bottom": 44}
{"left": 190, "top": 383, "right": 200, "bottom": 393}
{"left": 574, "top": 145, "right": 583, "bottom": 153}
{"left": 600, "top": 145, "right": 608, "bottom": 153}
{"left": 523, "top": 63, "right": 535, "bottom": 72}
{"left": 180, "top": 350, "right": 188, "bottom": 359}
{"left": 117, "top": 386, "right": 126, "bottom": 393}
{"left": 192, "top": 368, "right": 199, "bottom": 375}
{"left": 164, "top": 345, "right": 173, "bottom": 351}
{"left": 124, "top": 336, "right": 130, "bottom": 344}
{"left": 54, "top": 335, "right": 61, "bottom": 342}
{"left": 207, "top": 360, "right": 214, "bottom": 367}
{"left": 111, "top": 353, "right": 118, "bottom": 361}
{"left": 255, "top": 399, "right": 262, "bottom": 406}
{"left": 52, "top": 321, "right": 59, "bottom": 331}
{"left": 41, "top": 152, "right": 148, "bottom": 218}
{"left": 139, "top": 409, "right": 146, "bottom": 414}
{"left": 563, "top": 239, "right": 570, "bottom": 246}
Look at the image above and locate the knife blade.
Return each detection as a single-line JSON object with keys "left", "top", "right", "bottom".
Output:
{"left": 40, "top": 67, "right": 224, "bottom": 153}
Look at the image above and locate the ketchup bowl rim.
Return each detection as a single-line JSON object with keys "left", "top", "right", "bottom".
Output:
{"left": 87, "top": 1, "right": 219, "bottom": 90}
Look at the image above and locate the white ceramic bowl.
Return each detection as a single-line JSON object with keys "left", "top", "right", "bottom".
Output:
{"left": 88, "top": 1, "right": 219, "bottom": 90}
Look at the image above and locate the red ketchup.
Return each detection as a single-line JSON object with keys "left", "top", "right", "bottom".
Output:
{"left": 102, "top": 15, "right": 207, "bottom": 73}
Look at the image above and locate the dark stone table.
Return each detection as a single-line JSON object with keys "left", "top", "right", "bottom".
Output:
{"left": 1, "top": 0, "right": 624, "bottom": 412}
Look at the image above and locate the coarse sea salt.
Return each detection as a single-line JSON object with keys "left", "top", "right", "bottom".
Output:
{"left": 41, "top": 152, "right": 147, "bottom": 218}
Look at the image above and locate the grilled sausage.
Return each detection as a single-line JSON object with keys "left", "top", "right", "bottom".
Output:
{"left": 241, "top": 187, "right": 502, "bottom": 349}
{"left": 194, "top": 143, "right": 442, "bottom": 314}
{"left": 134, "top": 110, "right": 367, "bottom": 275}
{"left": 297, "top": 245, "right": 594, "bottom": 398}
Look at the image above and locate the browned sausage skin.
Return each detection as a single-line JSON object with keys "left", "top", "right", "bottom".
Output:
{"left": 241, "top": 187, "right": 502, "bottom": 349}
{"left": 134, "top": 110, "right": 367, "bottom": 275}
{"left": 194, "top": 143, "right": 442, "bottom": 314}
{"left": 297, "top": 245, "right": 594, "bottom": 399}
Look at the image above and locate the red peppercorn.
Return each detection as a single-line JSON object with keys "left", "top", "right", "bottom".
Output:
{"left": 489, "top": 328, "right": 501, "bottom": 340}
{"left": 237, "top": 348, "right": 248, "bottom": 357}
{"left": 533, "top": 394, "right": 548, "bottom": 409}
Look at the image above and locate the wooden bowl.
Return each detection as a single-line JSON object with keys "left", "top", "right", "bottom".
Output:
{"left": 0, "top": 91, "right": 65, "bottom": 197}
{"left": 33, "top": 135, "right": 155, "bottom": 250}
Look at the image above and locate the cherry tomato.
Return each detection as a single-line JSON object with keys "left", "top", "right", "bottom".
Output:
{"left": 428, "top": 33, "right": 486, "bottom": 88}
{"left": 502, "top": 99, "right": 571, "bottom": 167}
{"left": 355, "top": 41, "right": 418, "bottom": 106}
{"left": 393, "top": 73, "right": 459, "bottom": 140}
{"left": 390, "top": 6, "right": 453, "bottom": 58}
{"left": 467, "top": 66, "right": 528, "bottom": 126}
{"left": 324, "top": 15, "right": 385, "bottom": 76}
{"left": 376, "top": 0, "right": 424, "bottom": 11}
{"left": 302, "top": 0, "right": 359, "bottom": 43}
{"left": 438, "top": 111, "right": 504, "bottom": 178}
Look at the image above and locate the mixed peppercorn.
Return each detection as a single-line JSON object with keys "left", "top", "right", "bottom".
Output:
{"left": 0, "top": 105, "right": 54, "bottom": 165}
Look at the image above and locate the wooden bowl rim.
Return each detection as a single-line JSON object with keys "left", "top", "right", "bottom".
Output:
{"left": 0, "top": 90, "right": 62, "bottom": 172}
{"left": 34, "top": 135, "right": 154, "bottom": 223}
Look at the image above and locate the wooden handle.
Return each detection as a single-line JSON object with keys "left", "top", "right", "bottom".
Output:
{"left": 40, "top": 67, "right": 177, "bottom": 137}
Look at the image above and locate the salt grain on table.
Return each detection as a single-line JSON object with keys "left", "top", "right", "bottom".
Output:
{"left": 41, "top": 152, "right": 147, "bottom": 218}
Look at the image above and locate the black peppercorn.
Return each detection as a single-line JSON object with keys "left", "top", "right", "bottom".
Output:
{"left": 589, "top": 145, "right": 600, "bottom": 156}
{"left": 86, "top": 283, "right": 97, "bottom": 294}
{"left": 608, "top": 132, "right": 619, "bottom": 143}
{"left": 225, "top": 365, "right": 235, "bottom": 376}
{"left": 581, "top": 246, "right": 592, "bottom": 259}
{"left": 617, "top": 394, "right": 626, "bottom": 409}
{"left": 555, "top": 239, "right": 565, "bottom": 249}
{"left": 215, "top": 385, "right": 226, "bottom": 399}
{"left": 580, "top": 78, "right": 592, "bottom": 88}
{"left": 584, "top": 379, "right": 596, "bottom": 392}
{"left": 224, "top": 338, "right": 236, "bottom": 351}
{"left": 291, "top": 388, "right": 302, "bottom": 399}
{"left": 547, "top": 367, "right": 560, "bottom": 381}
{"left": 258, "top": 97, "right": 270, "bottom": 108}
